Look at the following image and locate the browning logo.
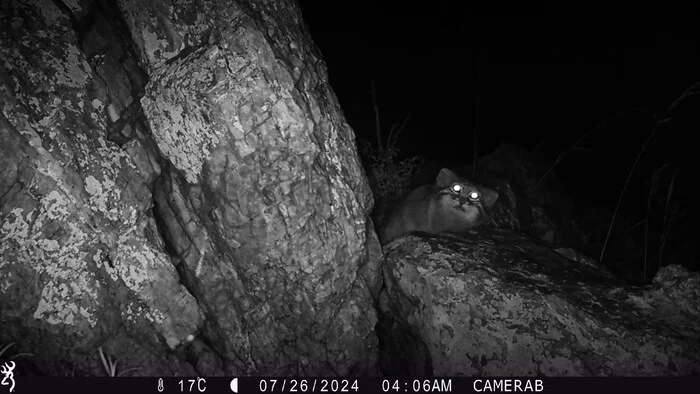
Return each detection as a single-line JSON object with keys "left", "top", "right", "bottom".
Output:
{"left": 0, "top": 361, "right": 15, "bottom": 393}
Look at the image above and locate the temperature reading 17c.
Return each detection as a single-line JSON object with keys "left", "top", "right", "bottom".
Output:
{"left": 179, "top": 377, "right": 207, "bottom": 392}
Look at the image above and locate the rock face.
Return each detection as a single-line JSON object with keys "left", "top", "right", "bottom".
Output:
{"left": 0, "top": 0, "right": 202, "bottom": 376}
{"left": 378, "top": 228, "right": 700, "bottom": 376}
{"left": 1, "top": 0, "right": 379, "bottom": 376}
{"left": 2, "top": 0, "right": 697, "bottom": 379}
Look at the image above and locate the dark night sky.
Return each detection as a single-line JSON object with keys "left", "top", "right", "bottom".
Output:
{"left": 298, "top": 2, "right": 699, "bottom": 208}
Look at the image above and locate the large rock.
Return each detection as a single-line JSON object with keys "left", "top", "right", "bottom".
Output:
{"left": 378, "top": 228, "right": 699, "bottom": 375}
{"left": 1, "top": 0, "right": 379, "bottom": 376}
{"left": 0, "top": 0, "right": 201, "bottom": 376}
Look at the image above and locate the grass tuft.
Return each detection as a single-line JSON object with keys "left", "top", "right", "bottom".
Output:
{"left": 98, "top": 347, "right": 140, "bottom": 377}
{"left": 599, "top": 83, "right": 697, "bottom": 273}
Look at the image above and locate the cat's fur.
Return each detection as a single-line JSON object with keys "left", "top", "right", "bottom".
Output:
{"left": 379, "top": 168, "right": 498, "bottom": 244}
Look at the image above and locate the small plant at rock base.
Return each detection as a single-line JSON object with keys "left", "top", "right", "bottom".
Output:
{"left": 657, "top": 167, "right": 679, "bottom": 267}
{"left": 600, "top": 82, "right": 697, "bottom": 276}
{"left": 362, "top": 138, "right": 423, "bottom": 203}
{"left": 0, "top": 342, "right": 33, "bottom": 379}
{"left": 98, "top": 347, "right": 140, "bottom": 377}
{"left": 641, "top": 164, "right": 679, "bottom": 282}
{"left": 362, "top": 81, "right": 424, "bottom": 203}
{"left": 0, "top": 343, "right": 33, "bottom": 361}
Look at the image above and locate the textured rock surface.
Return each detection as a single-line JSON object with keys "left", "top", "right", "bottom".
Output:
{"left": 123, "top": 0, "right": 378, "bottom": 375}
{"left": 1, "top": 0, "right": 379, "bottom": 376}
{"left": 378, "top": 228, "right": 699, "bottom": 376}
{"left": 0, "top": 0, "right": 201, "bottom": 375}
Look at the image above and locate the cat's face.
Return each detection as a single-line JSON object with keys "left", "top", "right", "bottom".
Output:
{"left": 435, "top": 168, "right": 499, "bottom": 224}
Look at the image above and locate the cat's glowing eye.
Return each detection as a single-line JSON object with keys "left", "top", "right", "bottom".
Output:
{"left": 450, "top": 184, "right": 462, "bottom": 193}
{"left": 468, "top": 191, "right": 480, "bottom": 200}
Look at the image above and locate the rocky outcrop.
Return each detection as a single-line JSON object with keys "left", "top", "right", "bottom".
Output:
{"left": 378, "top": 228, "right": 699, "bottom": 375}
{"left": 0, "top": 0, "right": 201, "bottom": 375}
{"left": 1, "top": 0, "right": 379, "bottom": 376}
{"left": 2, "top": 0, "right": 695, "bottom": 379}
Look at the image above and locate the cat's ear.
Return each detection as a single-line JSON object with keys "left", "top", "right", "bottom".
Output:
{"left": 436, "top": 168, "right": 458, "bottom": 188}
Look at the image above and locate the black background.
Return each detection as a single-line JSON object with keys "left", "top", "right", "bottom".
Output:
{"left": 298, "top": 2, "right": 698, "bottom": 200}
